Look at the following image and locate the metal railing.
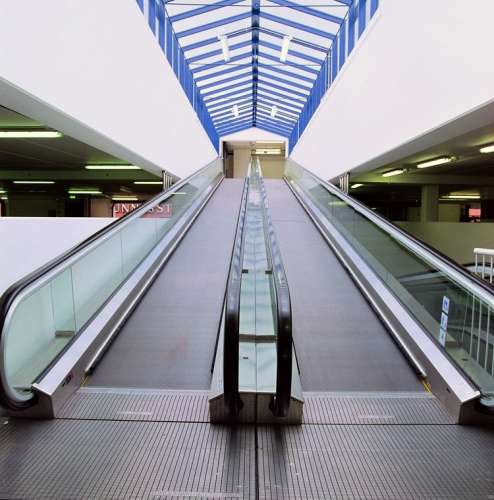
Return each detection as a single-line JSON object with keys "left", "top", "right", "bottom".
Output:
{"left": 223, "top": 176, "right": 249, "bottom": 416}
{"left": 285, "top": 159, "right": 494, "bottom": 411}
{"left": 223, "top": 159, "right": 293, "bottom": 418}
{"left": 0, "top": 159, "right": 223, "bottom": 411}
{"left": 474, "top": 248, "right": 494, "bottom": 284}
{"left": 257, "top": 160, "right": 293, "bottom": 417}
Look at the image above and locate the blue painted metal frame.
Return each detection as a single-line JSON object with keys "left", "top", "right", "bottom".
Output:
{"left": 138, "top": 0, "right": 379, "bottom": 145}
{"left": 136, "top": 0, "right": 219, "bottom": 150}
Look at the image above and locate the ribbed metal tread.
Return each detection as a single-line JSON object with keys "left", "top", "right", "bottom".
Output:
{"left": 258, "top": 424, "right": 494, "bottom": 499}
{"left": 303, "top": 391, "right": 455, "bottom": 425}
{"left": 0, "top": 418, "right": 255, "bottom": 499}
{"left": 58, "top": 387, "right": 210, "bottom": 422}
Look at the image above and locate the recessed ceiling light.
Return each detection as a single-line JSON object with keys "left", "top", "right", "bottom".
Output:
{"left": 280, "top": 35, "right": 292, "bottom": 62}
{"left": 13, "top": 180, "right": 55, "bottom": 184}
{"left": 416, "top": 156, "right": 453, "bottom": 169}
{"left": 112, "top": 196, "right": 139, "bottom": 202}
{"left": 480, "top": 144, "right": 494, "bottom": 154}
{"left": 0, "top": 130, "right": 63, "bottom": 138}
{"left": 68, "top": 189, "right": 102, "bottom": 195}
{"left": 351, "top": 184, "right": 363, "bottom": 189}
{"left": 85, "top": 165, "right": 140, "bottom": 170}
{"left": 382, "top": 169, "right": 405, "bottom": 177}
{"left": 217, "top": 35, "right": 230, "bottom": 62}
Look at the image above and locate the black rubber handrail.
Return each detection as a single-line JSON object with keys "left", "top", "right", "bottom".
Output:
{"left": 287, "top": 162, "right": 494, "bottom": 299}
{"left": 258, "top": 167, "right": 293, "bottom": 418}
{"left": 0, "top": 160, "right": 221, "bottom": 411}
{"left": 223, "top": 176, "right": 249, "bottom": 416}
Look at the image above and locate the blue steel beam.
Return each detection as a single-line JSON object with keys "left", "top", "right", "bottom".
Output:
{"left": 176, "top": 12, "right": 251, "bottom": 39}
{"left": 257, "top": 110, "right": 294, "bottom": 127}
{"left": 257, "top": 97, "right": 301, "bottom": 115}
{"left": 208, "top": 93, "right": 253, "bottom": 110}
{"left": 195, "top": 64, "right": 251, "bottom": 82}
{"left": 256, "top": 114, "right": 293, "bottom": 129}
{"left": 257, "top": 78, "right": 309, "bottom": 99}
{"left": 217, "top": 118, "right": 253, "bottom": 132}
{"left": 215, "top": 111, "right": 253, "bottom": 126}
{"left": 256, "top": 87, "right": 306, "bottom": 105}
{"left": 170, "top": 0, "right": 247, "bottom": 22}
{"left": 216, "top": 120, "right": 252, "bottom": 132}
{"left": 265, "top": 0, "right": 343, "bottom": 25}
{"left": 251, "top": 0, "right": 261, "bottom": 124}
{"left": 258, "top": 64, "right": 314, "bottom": 84}
{"left": 259, "top": 53, "right": 319, "bottom": 75}
{"left": 217, "top": 123, "right": 253, "bottom": 136}
{"left": 256, "top": 125, "right": 290, "bottom": 138}
{"left": 256, "top": 119, "right": 293, "bottom": 134}
{"left": 191, "top": 52, "right": 251, "bottom": 74}
{"left": 258, "top": 27, "right": 327, "bottom": 53}
{"left": 257, "top": 71, "right": 312, "bottom": 92}
{"left": 199, "top": 71, "right": 252, "bottom": 90}
{"left": 202, "top": 80, "right": 252, "bottom": 99}
{"left": 182, "top": 28, "right": 250, "bottom": 51}
{"left": 257, "top": 103, "right": 297, "bottom": 120}
{"left": 259, "top": 12, "right": 336, "bottom": 40}
{"left": 206, "top": 87, "right": 253, "bottom": 104}
{"left": 187, "top": 40, "right": 251, "bottom": 63}
{"left": 256, "top": 123, "right": 291, "bottom": 137}
{"left": 255, "top": 120, "right": 291, "bottom": 135}
{"left": 211, "top": 99, "right": 252, "bottom": 118}
{"left": 258, "top": 40, "right": 324, "bottom": 65}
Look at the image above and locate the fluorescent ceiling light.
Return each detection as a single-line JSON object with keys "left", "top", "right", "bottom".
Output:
{"left": 68, "top": 189, "right": 102, "bottom": 195}
{"left": 134, "top": 181, "right": 162, "bottom": 185}
{"left": 441, "top": 194, "right": 480, "bottom": 200}
{"left": 280, "top": 35, "right": 292, "bottom": 62}
{"left": 351, "top": 184, "right": 363, "bottom": 189}
{"left": 13, "top": 180, "right": 55, "bottom": 184}
{"left": 0, "top": 190, "right": 6, "bottom": 194}
{"left": 416, "top": 156, "right": 453, "bottom": 169}
{"left": 254, "top": 148, "right": 282, "bottom": 155}
{"left": 85, "top": 165, "right": 140, "bottom": 170}
{"left": 232, "top": 105, "right": 240, "bottom": 118}
{"left": 480, "top": 144, "right": 494, "bottom": 154}
{"left": 0, "top": 196, "right": 7, "bottom": 200}
{"left": 112, "top": 196, "right": 139, "bottom": 201}
{"left": 217, "top": 35, "right": 230, "bottom": 62}
{"left": 382, "top": 169, "right": 405, "bottom": 177}
{"left": 0, "top": 130, "right": 62, "bottom": 138}
{"left": 270, "top": 105, "right": 278, "bottom": 118}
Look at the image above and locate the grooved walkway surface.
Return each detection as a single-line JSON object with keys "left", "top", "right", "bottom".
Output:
{"left": 264, "top": 179, "right": 423, "bottom": 392}
{"left": 88, "top": 179, "right": 244, "bottom": 390}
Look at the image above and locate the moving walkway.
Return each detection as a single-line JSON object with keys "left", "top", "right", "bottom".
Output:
{"left": 0, "top": 156, "right": 493, "bottom": 425}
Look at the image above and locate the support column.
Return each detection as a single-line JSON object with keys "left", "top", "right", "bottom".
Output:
{"left": 420, "top": 185, "right": 439, "bottom": 222}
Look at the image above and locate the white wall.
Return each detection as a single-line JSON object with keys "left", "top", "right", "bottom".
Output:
{"left": 290, "top": 0, "right": 494, "bottom": 179}
{"left": 0, "top": 218, "right": 112, "bottom": 296}
{"left": 397, "top": 222, "right": 494, "bottom": 265}
{"left": 0, "top": 0, "right": 217, "bottom": 179}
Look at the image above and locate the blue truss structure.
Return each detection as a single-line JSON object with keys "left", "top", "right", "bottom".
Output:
{"left": 137, "top": 0, "right": 379, "bottom": 152}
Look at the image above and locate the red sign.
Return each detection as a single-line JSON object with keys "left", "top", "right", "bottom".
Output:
{"left": 113, "top": 202, "right": 172, "bottom": 219}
